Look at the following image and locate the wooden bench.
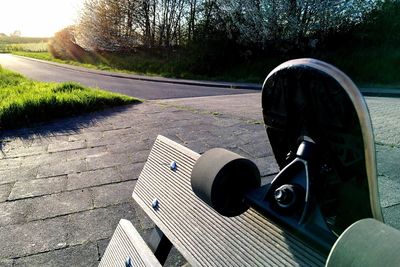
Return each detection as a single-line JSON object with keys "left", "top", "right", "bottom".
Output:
{"left": 99, "top": 135, "right": 326, "bottom": 266}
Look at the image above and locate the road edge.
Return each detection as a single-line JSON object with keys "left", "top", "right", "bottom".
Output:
{"left": 7, "top": 54, "right": 400, "bottom": 97}
{"left": 10, "top": 54, "right": 261, "bottom": 90}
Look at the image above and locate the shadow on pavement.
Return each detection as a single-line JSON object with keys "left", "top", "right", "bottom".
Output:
{"left": 0, "top": 104, "right": 138, "bottom": 155}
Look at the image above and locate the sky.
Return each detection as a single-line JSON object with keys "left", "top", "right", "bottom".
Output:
{"left": 0, "top": 0, "right": 84, "bottom": 37}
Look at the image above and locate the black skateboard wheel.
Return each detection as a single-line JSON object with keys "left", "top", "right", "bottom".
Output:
{"left": 191, "top": 148, "right": 261, "bottom": 217}
{"left": 327, "top": 219, "right": 400, "bottom": 266}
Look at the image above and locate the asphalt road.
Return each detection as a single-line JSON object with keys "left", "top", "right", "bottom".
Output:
{"left": 0, "top": 54, "right": 259, "bottom": 100}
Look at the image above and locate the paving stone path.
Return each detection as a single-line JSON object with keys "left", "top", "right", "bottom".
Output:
{"left": 0, "top": 93, "right": 398, "bottom": 266}
{"left": 0, "top": 95, "right": 278, "bottom": 266}
{"left": 366, "top": 97, "right": 400, "bottom": 228}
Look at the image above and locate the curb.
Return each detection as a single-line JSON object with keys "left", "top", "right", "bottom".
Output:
{"left": 11, "top": 55, "right": 261, "bottom": 91}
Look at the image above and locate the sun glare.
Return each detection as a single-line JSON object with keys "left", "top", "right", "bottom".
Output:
{"left": 0, "top": 0, "right": 83, "bottom": 37}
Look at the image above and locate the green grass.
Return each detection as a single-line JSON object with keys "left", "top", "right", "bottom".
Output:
{"left": 12, "top": 51, "right": 121, "bottom": 72}
{"left": 12, "top": 51, "right": 54, "bottom": 61}
{"left": 0, "top": 65, "right": 140, "bottom": 129}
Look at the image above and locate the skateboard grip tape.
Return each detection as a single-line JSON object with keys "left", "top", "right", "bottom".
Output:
{"left": 326, "top": 218, "right": 400, "bottom": 266}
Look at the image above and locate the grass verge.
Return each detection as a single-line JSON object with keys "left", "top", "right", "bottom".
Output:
{"left": 11, "top": 51, "right": 112, "bottom": 71}
{"left": 12, "top": 51, "right": 266, "bottom": 83}
{"left": 0, "top": 65, "right": 140, "bottom": 129}
{"left": 11, "top": 51, "right": 158, "bottom": 76}
{"left": 11, "top": 51, "right": 279, "bottom": 84}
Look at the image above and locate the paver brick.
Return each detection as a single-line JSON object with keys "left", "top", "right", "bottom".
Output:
{"left": 204, "top": 134, "right": 249, "bottom": 150}
{"left": 174, "top": 129, "right": 212, "bottom": 143}
{"left": 67, "top": 167, "right": 121, "bottom": 190}
{"left": 249, "top": 154, "right": 279, "bottom": 177}
{"left": 0, "top": 165, "right": 38, "bottom": 185}
{"left": 66, "top": 146, "right": 108, "bottom": 162}
{"left": 92, "top": 180, "right": 137, "bottom": 208}
{"left": 102, "top": 127, "right": 136, "bottom": 138}
{"left": 238, "top": 140, "right": 274, "bottom": 158}
{"left": 367, "top": 98, "right": 400, "bottom": 146}
{"left": 36, "top": 159, "right": 87, "bottom": 178}
{"left": 5, "top": 145, "right": 47, "bottom": 158}
{"left": 0, "top": 157, "right": 22, "bottom": 171}
{"left": 20, "top": 152, "right": 69, "bottom": 168}
{"left": 85, "top": 152, "right": 133, "bottom": 170}
{"left": 25, "top": 189, "right": 93, "bottom": 221}
{"left": 9, "top": 175, "right": 67, "bottom": 200}
{"left": 13, "top": 243, "right": 98, "bottom": 267}
{"left": 0, "top": 258, "right": 13, "bottom": 267}
{"left": 180, "top": 139, "right": 209, "bottom": 154}
{"left": 47, "top": 140, "right": 86, "bottom": 153}
{"left": 0, "top": 200, "right": 28, "bottom": 226}
{"left": 0, "top": 183, "right": 12, "bottom": 202}
{"left": 383, "top": 204, "right": 400, "bottom": 229}
{"left": 0, "top": 189, "right": 93, "bottom": 226}
{"left": 376, "top": 145, "right": 400, "bottom": 182}
{"left": 0, "top": 216, "right": 68, "bottom": 258}
{"left": 116, "top": 162, "right": 145, "bottom": 181}
{"left": 378, "top": 175, "right": 400, "bottom": 208}
{"left": 107, "top": 140, "right": 150, "bottom": 154}
{"left": 66, "top": 203, "right": 137, "bottom": 246}
{"left": 86, "top": 137, "right": 118, "bottom": 148}
{"left": 131, "top": 201, "right": 154, "bottom": 231}
{"left": 130, "top": 150, "right": 150, "bottom": 163}
{"left": 97, "top": 238, "right": 110, "bottom": 259}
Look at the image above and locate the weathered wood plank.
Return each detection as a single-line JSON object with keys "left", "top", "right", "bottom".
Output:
{"left": 99, "top": 219, "right": 161, "bottom": 267}
{"left": 133, "top": 135, "right": 326, "bottom": 266}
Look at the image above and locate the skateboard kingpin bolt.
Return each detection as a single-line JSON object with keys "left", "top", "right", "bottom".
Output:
{"left": 151, "top": 198, "right": 159, "bottom": 210}
{"left": 170, "top": 161, "right": 177, "bottom": 171}
{"left": 274, "top": 190, "right": 285, "bottom": 201}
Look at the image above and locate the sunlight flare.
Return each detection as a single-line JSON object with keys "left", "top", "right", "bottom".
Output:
{"left": 0, "top": 0, "right": 83, "bottom": 37}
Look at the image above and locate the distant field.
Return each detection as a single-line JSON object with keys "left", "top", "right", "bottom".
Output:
{"left": 0, "top": 42, "right": 48, "bottom": 52}
{"left": 0, "top": 36, "right": 49, "bottom": 44}
{"left": 0, "top": 36, "right": 49, "bottom": 53}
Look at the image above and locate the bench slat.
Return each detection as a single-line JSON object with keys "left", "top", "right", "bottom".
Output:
{"left": 99, "top": 219, "right": 161, "bottom": 267}
{"left": 133, "top": 135, "right": 326, "bottom": 266}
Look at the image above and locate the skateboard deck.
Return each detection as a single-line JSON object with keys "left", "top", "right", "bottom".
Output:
{"left": 262, "top": 59, "right": 383, "bottom": 237}
{"left": 191, "top": 58, "right": 383, "bottom": 256}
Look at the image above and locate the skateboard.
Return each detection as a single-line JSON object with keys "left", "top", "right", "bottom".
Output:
{"left": 191, "top": 59, "right": 383, "bottom": 255}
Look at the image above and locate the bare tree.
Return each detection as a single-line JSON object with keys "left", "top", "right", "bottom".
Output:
{"left": 218, "top": 0, "right": 382, "bottom": 50}
{"left": 76, "top": 0, "right": 382, "bottom": 51}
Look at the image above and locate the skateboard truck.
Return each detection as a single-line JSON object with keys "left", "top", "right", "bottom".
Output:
{"left": 246, "top": 139, "right": 337, "bottom": 254}
{"left": 191, "top": 139, "right": 336, "bottom": 255}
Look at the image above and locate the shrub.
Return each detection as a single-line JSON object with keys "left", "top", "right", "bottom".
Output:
{"left": 49, "top": 26, "right": 88, "bottom": 61}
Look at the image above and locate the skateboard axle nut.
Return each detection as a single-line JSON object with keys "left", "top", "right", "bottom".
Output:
{"left": 274, "top": 184, "right": 298, "bottom": 208}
